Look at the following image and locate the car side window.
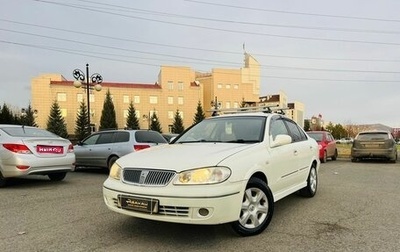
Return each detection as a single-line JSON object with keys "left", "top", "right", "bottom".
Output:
{"left": 284, "top": 119, "right": 307, "bottom": 142}
{"left": 82, "top": 134, "right": 100, "bottom": 145}
{"left": 96, "top": 132, "right": 115, "bottom": 144}
{"left": 269, "top": 117, "right": 289, "bottom": 141}
{"left": 115, "top": 132, "right": 130, "bottom": 143}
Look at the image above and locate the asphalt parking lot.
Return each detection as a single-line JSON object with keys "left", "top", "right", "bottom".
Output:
{"left": 1, "top": 159, "right": 399, "bottom": 252}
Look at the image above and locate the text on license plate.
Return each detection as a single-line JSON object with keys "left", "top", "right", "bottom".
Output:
{"left": 36, "top": 145, "right": 64, "bottom": 154}
{"left": 119, "top": 196, "right": 159, "bottom": 214}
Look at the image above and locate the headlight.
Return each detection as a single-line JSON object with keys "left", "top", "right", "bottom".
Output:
{"left": 109, "top": 163, "right": 121, "bottom": 180}
{"left": 173, "top": 167, "right": 231, "bottom": 185}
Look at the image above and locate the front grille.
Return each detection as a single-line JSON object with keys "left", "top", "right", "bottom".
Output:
{"left": 123, "top": 169, "right": 176, "bottom": 186}
{"left": 112, "top": 198, "right": 189, "bottom": 217}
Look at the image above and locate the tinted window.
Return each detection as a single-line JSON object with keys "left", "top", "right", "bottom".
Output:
{"left": 82, "top": 134, "right": 99, "bottom": 145}
{"left": 96, "top": 132, "right": 115, "bottom": 144}
{"left": 308, "top": 133, "right": 323, "bottom": 142}
{"left": 357, "top": 133, "right": 389, "bottom": 141}
{"left": 285, "top": 119, "right": 307, "bottom": 142}
{"left": 135, "top": 131, "right": 167, "bottom": 144}
{"left": 115, "top": 132, "right": 130, "bottom": 143}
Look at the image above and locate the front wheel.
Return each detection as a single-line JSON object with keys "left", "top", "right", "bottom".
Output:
{"left": 0, "top": 172, "right": 7, "bottom": 187}
{"left": 299, "top": 165, "right": 318, "bottom": 197}
{"left": 231, "top": 177, "right": 274, "bottom": 236}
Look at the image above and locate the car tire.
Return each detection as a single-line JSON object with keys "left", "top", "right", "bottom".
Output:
{"left": 332, "top": 149, "right": 338, "bottom": 161}
{"left": 231, "top": 177, "right": 274, "bottom": 236}
{"left": 0, "top": 172, "right": 7, "bottom": 187}
{"left": 48, "top": 172, "right": 67, "bottom": 181}
{"left": 108, "top": 156, "right": 119, "bottom": 170}
{"left": 321, "top": 151, "right": 327, "bottom": 163}
{"left": 298, "top": 165, "right": 318, "bottom": 198}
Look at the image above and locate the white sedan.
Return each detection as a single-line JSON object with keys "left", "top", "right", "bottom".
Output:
{"left": 103, "top": 110, "right": 320, "bottom": 236}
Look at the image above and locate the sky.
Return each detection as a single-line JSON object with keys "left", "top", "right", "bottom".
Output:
{"left": 1, "top": 0, "right": 400, "bottom": 127}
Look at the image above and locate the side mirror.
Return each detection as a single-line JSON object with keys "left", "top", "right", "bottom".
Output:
{"left": 270, "top": 134, "right": 292, "bottom": 148}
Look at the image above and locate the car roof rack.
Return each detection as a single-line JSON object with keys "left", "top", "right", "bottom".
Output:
{"left": 208, "top": 105, "right": 289, "bottom": 115}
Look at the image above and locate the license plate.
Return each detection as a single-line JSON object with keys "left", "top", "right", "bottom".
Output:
{"left": 36, "top": 145, "right": 64, "bottom": 154}
{"left": 119, "top": 196, "right": 159, "bottom": 214}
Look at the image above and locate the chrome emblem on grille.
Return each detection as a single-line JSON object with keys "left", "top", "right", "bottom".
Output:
{"left": 139, "top": 170, "right": 149, "bottom": 184}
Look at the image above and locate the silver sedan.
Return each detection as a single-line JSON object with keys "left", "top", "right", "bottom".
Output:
{"left": 0, "top": 124, "right": 75, "bottom": 187}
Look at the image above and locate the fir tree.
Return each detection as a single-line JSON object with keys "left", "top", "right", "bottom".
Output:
{"left": 193, "top": 100, "right": 206, "bottom": 125}
{"left": 46, "top": 101, "right": 69, "bottom": 138}
{"left": 172, "top": 109, "right": 184, "bottom": 134}
{"left": 149, "top": 111, "right": 162, "bottom": 133}
{"left": 99, "top": 89, "right": 118, "bottom": 130}
{"left": 126, "top": 101, "right": 140, "bottom": 130}
{"left": 74, "top": 101, "right": 90, "bottom": 141}
{"left": 21, "top": 104, "right": 38, "bottom": 127}
{"left": 0, "top": 103, "right": 14, "bottom": 124}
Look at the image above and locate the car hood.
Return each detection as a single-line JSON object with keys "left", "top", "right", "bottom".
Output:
{"left": 116, "top": 142, "right": 255, "bottom": 171}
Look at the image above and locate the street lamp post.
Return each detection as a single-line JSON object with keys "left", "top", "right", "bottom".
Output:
{"left": 72, "top": 64, "right": 102, "bottom": 133}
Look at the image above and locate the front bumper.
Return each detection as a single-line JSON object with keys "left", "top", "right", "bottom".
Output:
{"left": 103, "top": 178, "right": 245, "bottom": 225}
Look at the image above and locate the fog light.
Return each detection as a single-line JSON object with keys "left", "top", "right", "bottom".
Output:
{"left": 198, "top": 208, "right": 209, "bottom": 216}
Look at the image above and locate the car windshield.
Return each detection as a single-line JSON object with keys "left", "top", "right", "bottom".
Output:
{"left": 176, "top": 116, "right": 266, "bottom": 143}
{"left": 308, "top": 133, "right": 323, "bottom": 142}
{"left": 1, "top": 126, "right": 57, "bottom": 138}
{"left": 357, "top": 133, "right": 389, "bottom": 141}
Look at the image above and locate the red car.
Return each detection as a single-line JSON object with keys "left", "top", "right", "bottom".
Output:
{"left": 307, "top": 131, "right": 338, "bottom": 163}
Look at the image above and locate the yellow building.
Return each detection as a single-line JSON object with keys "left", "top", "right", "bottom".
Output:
{"left": 31, "top": 53, "right": 265, "bottom": 135}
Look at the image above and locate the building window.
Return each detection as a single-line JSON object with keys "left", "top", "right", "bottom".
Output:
{"left": 168, "top": 111, "right": 174, "bottom": 119}
{"left": 178, "top": 97, "right": 184, "bottom": 105}
{"left": 178, "top": 81, "right": 184, "bottom": 91}
{"left": 226, "top": 102, "right": 231, "bottom": 109}
{"left": 226, "top": 84, "right": 231, "bottom": 89}
{"left": 123, "top": 110, "right": 128, "bottom": 118}
{"left": 57, "top": 93, "right": 67, "bottom": 102}
{"left": 168, "top": 96, "right": 174, "bottom": 105}
{"left": 134, "top": 96, "right": 140, "bottom": 104}
{"left": 89, "top": 94, "right": 95, "bottom": 103}
{"left": 233, "top": 102, "right": 239, "bottom": 108}
{"left": 234, "top": 84, "right": 239, "bottom": 89}
{"left": 217, "top": 83, "right": 222, "bottom": 89}
{"left": 123, "top": 95, "right": 130, "bottom": 103}
{"left": 168, "top": 81, "right": 174, "bottom": 90}
{"left": 149, "top": 96, "right": 158, "bottom": 104}
{"left": 179, "top": 111, "right": 184, "bottom": 119}
{"left": 77, "top": 93, "right": 83, "bottom": 103}
{"left": 60, "top": 109, "right": 67, "bottom": 117}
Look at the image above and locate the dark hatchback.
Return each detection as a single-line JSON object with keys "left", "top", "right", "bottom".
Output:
{"left": 351, "top": 130, "right": 397, "bottom": 163}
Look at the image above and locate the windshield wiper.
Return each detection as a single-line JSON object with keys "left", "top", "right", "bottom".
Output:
{"left": 224, "top": 139, "right": 260, "bottom": 143}
{"left": 178, "top": 139, "right": 222, "bottom": 143}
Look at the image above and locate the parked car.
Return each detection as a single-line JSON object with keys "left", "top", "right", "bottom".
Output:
{"left": 0, "top": 124, "right": 75, "bottom": 187}
{"left": 103, "top": 110, "right": 320, "bottom": 236}
{"left": 307, "top": 131, "right": 338, "bottom": 163}
{"left": 351, "top": 130, "right": 397, "bottom": 163}
{"left": 336, "top": 137, "right": 353, "bottom": 144}
{"left": 74, "top": 129, "right": 168, "bottom": 170}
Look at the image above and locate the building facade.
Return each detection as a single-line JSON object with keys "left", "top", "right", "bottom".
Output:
{"left": 32, "top": 53, "right": 284, "bottom": 135}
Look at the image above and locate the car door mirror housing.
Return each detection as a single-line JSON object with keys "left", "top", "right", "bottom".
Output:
{"left": 270, "top": 134, "right": 292, "bottom": 148}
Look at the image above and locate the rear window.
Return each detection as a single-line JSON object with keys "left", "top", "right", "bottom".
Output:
{"left": 356, "top": 133, "right": 389, "bottom": 141}
{"left": 1, "top": 127, "right": 57, "bottom": 137}
{"left": 308, "top": 133, "right": 323, "bottom": 142}
{"left": 135, "top": 131, "right": 167, "bottom": 144}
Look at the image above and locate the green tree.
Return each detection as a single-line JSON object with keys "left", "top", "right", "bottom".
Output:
{"left": 74, "top": 101, "right": 90, "bottom": 141}
{"left": 46, "top": 101, "right": 69, "bottom": 138}
{"left": 172, "top": 109, "right": 184, "bottom": 134}
{"left": 304, "top": 119, "right": 311, "bottom": 131}
{"left": 99, "top": 89, "right": 118, "bottom": 130}
{"left": 0, "top": 103, "right": 14, "bottom": 124}
{"left": 126, "top": 101, "right": 140, "bottom": 130}
{"left": 21, "top": 104, "right": 38, "bottom": 127}
{"left": 193, "top": 101, "right": 205, "bottom": 125}
{"left": 149, "top": 111, "right": 162, "bottom": 133}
